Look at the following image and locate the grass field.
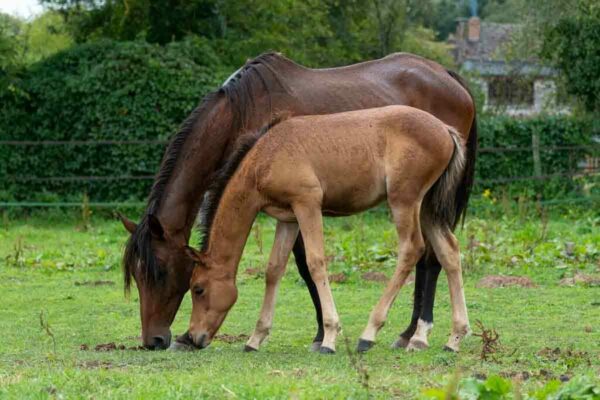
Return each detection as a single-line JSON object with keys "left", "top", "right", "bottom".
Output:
{"left": 0, "top": 206, "right": 599, "bottom": 399}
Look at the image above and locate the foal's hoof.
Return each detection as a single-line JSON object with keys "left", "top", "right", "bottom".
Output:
{"left": 356, "top": 339, "right": 375, "bottom": 353}
{"left": 310, "top": 341, "right": 322, "bottom": 352}
{"left": 406, "top": 338, "right": 429, "bottom": 352}
{"left": 391, "top": 336, "right": 411, "bottom": 349}
{"left": 319, "top": 346, "right": 336, "bottom": 354}
{"left": 243, "top": 345, "right": 258, "bottom": 352}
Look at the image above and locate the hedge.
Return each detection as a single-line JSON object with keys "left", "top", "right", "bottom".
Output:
{"left": 0, "top": 39, "right": 598, "bottom": 203}
{"left": 0, "top": 37, "right": 230, "bottom": 202}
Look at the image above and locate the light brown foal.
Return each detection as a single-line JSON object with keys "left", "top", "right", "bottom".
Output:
{"left": 182, "top": 105, "right": 470, "bottom": 353}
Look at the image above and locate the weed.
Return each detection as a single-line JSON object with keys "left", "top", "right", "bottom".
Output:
{"left": 472, "top": 320, "right": 500, "bottom": 362}
{"left": 39, "top": 310, "right": 56, "bottom": 354}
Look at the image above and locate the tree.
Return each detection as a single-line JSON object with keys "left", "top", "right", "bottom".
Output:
{"left": 540, "top": 1, "right": 600, "bottom": 112}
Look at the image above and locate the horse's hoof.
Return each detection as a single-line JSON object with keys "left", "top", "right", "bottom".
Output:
{"left": 406, "top": 338, "right": 429, "bottom": 352}
{"left": 356, "top": 339, "right": 375, "bottom": 353}
{"left": 443, "top": 345, "right": 458, "bottom": 353}
{"left": 319, "top": 346, "right": 335, "bottom": 354}
{"left": 243, "top": 345, "right": 258, "bottom": 352}
{"left": 310, "top": 341, "right": 322, "bottom": 352}
{"left": 391, "top": 336, "right": 410, "bottom": 349}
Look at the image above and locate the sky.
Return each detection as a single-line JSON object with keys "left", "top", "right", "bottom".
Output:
{"left": 0, "top": 0, "right": 44, "bottom": 19}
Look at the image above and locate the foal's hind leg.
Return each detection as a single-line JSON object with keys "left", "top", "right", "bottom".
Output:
{"left": 424, "top": 224, "right": 470, "bottom": 352}
{"left": 245, "top": 221, "right": 299, "bottom": 351}
{"left": 358, "top": 204, "right": 425, "bottom": 352}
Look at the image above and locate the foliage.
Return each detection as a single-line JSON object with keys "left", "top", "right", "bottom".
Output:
{"left": 540, "top": 1, "right": 600, "bottom": 112}
{"left": 423, "top": 374, "right": 600, "bottom": 400}
{"left": 0, "top": 38, "right": 228, "bottom": 202}
{"left": 40, "top": 0, "right": 454, "bottom": 67}
{"left": 477, "top": 115, "right": 600, "bottom": 199}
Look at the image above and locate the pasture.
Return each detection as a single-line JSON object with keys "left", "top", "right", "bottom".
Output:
{"left": 1, "top": 206, "right": 598, "bottom": 399}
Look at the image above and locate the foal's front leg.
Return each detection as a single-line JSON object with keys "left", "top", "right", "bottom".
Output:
{"left": 245, "top": 221, "right": 299, "bottom": 351}
{"left": 293, "top": 203, "right": 340, "bottom": 354}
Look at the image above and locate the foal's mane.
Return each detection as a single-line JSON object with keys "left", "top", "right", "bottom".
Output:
{"left": 122, "top": 53, "right": 287, "bottom": 291}
{"left": 198, "top": 119, "right": 280, "bottom": 252}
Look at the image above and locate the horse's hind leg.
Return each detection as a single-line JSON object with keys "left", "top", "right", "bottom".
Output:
{"left": 391, "top": 257, "right": 426, "bottom": 348}
{"left": 245, "top": 221, "right": 299, "bottom": 351}
{"left": 292, "top": 235, "right": 325, "bottom": 352}
{"left": 424, "top": 224, "right": 470, "bottom": 352}
{"left": 358, "top": 203, "right": 425, "bottom": 352}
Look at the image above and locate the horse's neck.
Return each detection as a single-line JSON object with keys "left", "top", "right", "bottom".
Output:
{"left": 205, "top": 182, "right": 261, "bottom": 278}
{"left": 154, "top": 95, "right": 270, "bottom": 241}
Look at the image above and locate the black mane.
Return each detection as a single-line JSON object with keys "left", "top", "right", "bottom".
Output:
{"left": 122, "top": 52, "right": 287, "bottom": 291}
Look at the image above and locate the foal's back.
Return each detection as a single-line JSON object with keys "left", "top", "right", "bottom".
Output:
{"left": 245, "top": 106, "right": 455, "bottom": 216}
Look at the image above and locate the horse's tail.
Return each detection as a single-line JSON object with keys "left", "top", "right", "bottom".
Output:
{"left": 446, "top": 69, "right": 478, "bottom": 229}
{"left": 422, "top": 127, "right": 466, "bottom": 229}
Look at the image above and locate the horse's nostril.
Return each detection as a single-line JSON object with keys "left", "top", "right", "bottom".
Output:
{"left": 153, "top": 334, "right": 171, "bottom": 349}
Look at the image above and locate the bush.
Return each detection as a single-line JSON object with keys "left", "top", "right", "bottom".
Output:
{"left": 476, "top": 115, "right": 600, "bottom": 200}
{"left": 0, "top": 37, "right": 230, "bottom": 202}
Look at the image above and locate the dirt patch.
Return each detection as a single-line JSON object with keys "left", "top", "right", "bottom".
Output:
{"left": 499, "top": 371, "right": 530, "bottom": 381}
{"left": 328, "top": 273, "right": 347, "bottom": 283}
{"left": 244, "top": 267, "right": 263, "bottom": 277}
{"left": 559, "top": 272, "right": 600, "bottom": 287}
{"left": 79, "top": 342, "right": 144, "bottom": 351}
{"left": 214, "top": 333, "right": 249, "bottom": 344}
{"left": 536, "top": 347, "right": 590, "bottom": 367}
{"left": 77, "top": 360, "right": 114, "bottom": 369}
{"left": 74, "top": 280, "right": 114, "bottom": 286}
{"left": 360, "top": 272, "right": 414, "bottom": 284}
{"left": 361, "top": 271, "right": 388, "bottom": 282}
{"left": 476, "top": 275, "right": 535, "bottom": 288}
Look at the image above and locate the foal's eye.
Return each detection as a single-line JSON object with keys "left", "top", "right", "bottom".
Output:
{"left": 193, "top": 286, "right": 205, "bottom": 297}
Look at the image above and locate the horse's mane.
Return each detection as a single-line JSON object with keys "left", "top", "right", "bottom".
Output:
{"left": 122, "top": 52, "right": 287, "bottom": 291}
{"left": 198, "top": 119, "right": 280, "bottom": 252}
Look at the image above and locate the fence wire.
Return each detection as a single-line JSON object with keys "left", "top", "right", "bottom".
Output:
{"left": 1, "top": 140, "right": 598, "bottom": 208}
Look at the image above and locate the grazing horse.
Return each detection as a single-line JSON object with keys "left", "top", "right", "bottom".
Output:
{"left": 181, "top": 105, "right": 469, "bottom": 353}
{"left": 118, "top": 52, "right": 477, "bottom": 350}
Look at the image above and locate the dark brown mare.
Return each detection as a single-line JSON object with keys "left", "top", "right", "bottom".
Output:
{"left": 118, "top": 52, "right": 477, "bottom": 350}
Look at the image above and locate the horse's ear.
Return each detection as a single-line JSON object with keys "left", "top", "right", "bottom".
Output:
{"left": 184, "top": 246, "right": 208, "bottom": 268}
{"left": 116, "top": 212, "right": 137, "bottom": 234}
{"left": 147, "top": 214, "right": 165, "bottom": 240}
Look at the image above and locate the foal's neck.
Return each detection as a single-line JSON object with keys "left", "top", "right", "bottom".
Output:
{"left": 205, "top": 181, "right": 262, "bottom": 279}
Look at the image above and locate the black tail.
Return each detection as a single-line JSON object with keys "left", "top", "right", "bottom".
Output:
{"left": 446, "top": 69, "right": 478, "bottom": 229}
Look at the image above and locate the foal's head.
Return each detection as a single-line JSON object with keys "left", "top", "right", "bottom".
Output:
{"left": 184, "top": 246, "right": 238, "bottom": 349}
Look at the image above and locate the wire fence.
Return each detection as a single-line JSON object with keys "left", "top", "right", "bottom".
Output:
{"left": 1, "top": 140, "right": 599, "bottom": 208}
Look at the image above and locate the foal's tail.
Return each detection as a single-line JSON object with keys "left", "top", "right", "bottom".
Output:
{"left": 422, "top": 127, "right": 466, "bottom": 229}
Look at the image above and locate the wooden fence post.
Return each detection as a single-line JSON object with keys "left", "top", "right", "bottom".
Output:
{"left": 532, "top": 129, "right": 542, "bottom": 176}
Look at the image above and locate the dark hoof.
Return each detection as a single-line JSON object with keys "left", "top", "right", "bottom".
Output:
{"left": 310, "top": 341, "right": 322, "bottom": 352}
{"left": 243, "top": 345, "right": 258, "bottom": 352}
{"left": 356, "top": 339, "right": 375, "bottom": 353}
{"left": 319, "top": 346, "right": 335, "bottom": 354}
{"left": 443, "top": 345, "right": 457, "bottom": 353}
{"left": 391, "top": 336, "right": 410, "bottom": 349}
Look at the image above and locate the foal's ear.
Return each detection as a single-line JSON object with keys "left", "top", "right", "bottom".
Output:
{"left": 116, "top": 212, "right": 137, "bottom": 234}
{"left": 184, "top": 246, "right": 208, "bottom": 267}
{"left": 147, "top": 214, "right": 165, "bottom": 240}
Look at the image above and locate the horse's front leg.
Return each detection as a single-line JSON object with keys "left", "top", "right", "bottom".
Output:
{"left": 245, "top": 221, "right": 299, "bottom": 351}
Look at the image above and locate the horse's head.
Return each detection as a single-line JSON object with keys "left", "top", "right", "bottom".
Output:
{"left": 119, "top": 213, "right": 194, "bottom": 350}
{"left": 184, "top": 245, "right": 238, "bottom": 349}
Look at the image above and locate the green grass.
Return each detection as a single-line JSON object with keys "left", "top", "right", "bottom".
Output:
{"left": 0, "top": 208, "right": 599, "bottom": 399}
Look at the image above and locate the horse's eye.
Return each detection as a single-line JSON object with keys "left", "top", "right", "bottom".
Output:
{"left": 193, "top": 286, "right": 204, "bottom": 297}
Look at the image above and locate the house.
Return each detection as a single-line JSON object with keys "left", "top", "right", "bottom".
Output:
{"left": 449, "top": 17, "right": 568, "bottom": 116}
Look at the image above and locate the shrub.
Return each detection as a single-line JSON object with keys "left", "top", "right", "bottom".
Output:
{"left": 0, "top": 37, "right": 229, "bottom": 202}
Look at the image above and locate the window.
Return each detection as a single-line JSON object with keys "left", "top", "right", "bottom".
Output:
{"left": 487, "top": 76, "right": 534, "bottom": 106}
